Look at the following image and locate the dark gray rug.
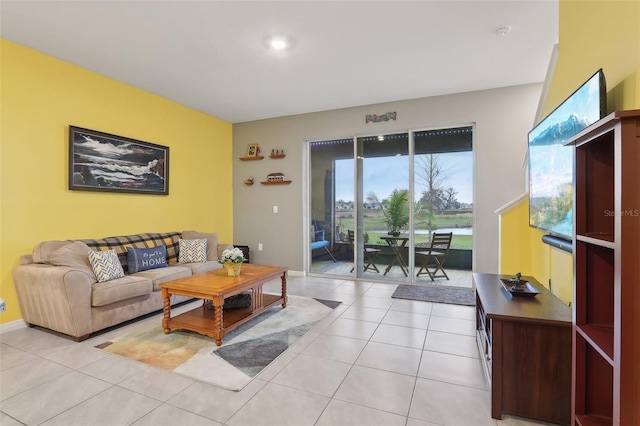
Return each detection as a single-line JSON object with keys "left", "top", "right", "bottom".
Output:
{"left": 392, "top": 285, "right": 475, "bottom": 306}
{"left": 215, "top": 323, "right": 313, "bottom": 377}
{"left": 213, "top": 297, "right": 341, "bottom": 378}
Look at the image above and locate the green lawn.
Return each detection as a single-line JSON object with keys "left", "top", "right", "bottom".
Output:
{"left": 335, "top": 210, "right": 473, "bottom": 249}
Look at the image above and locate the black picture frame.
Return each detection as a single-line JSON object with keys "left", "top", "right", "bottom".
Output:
{"left": 69, "top": 126, "right": 169, "bottom": 195}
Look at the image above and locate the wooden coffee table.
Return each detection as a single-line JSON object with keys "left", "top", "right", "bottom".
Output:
{"left": 160, "top": 264, "right": 288, "bottom": 345}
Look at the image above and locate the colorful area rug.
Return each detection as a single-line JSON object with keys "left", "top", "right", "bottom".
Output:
{"left": 392, "top": 284, "right": 475, "bottom": 306}
{"left": 95, "top": 295, "right": 340, "bottom": 391}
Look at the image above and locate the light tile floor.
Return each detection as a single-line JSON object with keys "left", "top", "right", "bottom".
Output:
{"left": 0, "top": 276, "right": 557, "bottom": 426}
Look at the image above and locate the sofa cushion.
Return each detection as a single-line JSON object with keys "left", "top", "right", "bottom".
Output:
{"left": 91, "top": 275, "right": 153, "bottom": 307}
{"left": 182, "top": 230, "right": 219, "bottom": 261}
{"left": 134, "top": 265, "right": 192, "bottom": 291}
{"left": 179, "top": 239, "right": 207, "bottom": 263}
{"left": 78, "top": 232, "right": 181, "bottom": 272}
{"left": 127, "top": 245, "right": 167, "bottom": 274}
{"left": 48, "top": 241, "right": 97, "bottom": 281}
{"left": 88, "top": 249, "right": 125, "bottom": 283}
{"left": 181, "top": 260, "right": 222, "bottom": 276}
{"left": 32, "top": 240, "right": 72, "bottom": 264}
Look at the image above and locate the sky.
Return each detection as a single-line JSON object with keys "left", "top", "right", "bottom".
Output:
{"left": 528, "top": 70, "right": 603, "bottom": 141}
{"left": 335, "top": 151, "right": 473, "bottom": 204}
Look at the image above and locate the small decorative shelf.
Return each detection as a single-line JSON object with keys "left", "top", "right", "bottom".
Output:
{"left": 239, "top": 156, "right": 264, "bottom": 161}
{"left": 269, "top": 154, "right": 286, "bottom": 159}
{"left": 260, "top": 180, "right": 292, "bottom": 185}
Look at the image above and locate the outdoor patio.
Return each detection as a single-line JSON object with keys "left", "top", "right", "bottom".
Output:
{"left": 311, "top": 259, "right": 473, "bottom": 288}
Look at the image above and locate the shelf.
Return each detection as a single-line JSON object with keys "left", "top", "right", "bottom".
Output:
{"left": 260, "top": 180, "right": 292, "bottom": 185}
{"left": 576, "top": 234, "right": 615, "bottom": 248}
{"left": 575, "top": 241, "right": 614, "bottom": 334}
{"left": 575, "top": 414, "right": 613, "bottom": 426}
{"left": 576, "top": 325, "right": 614, "bottom": 364}
{"left": 575, "top": 132, "right": 614, "bottom": 238}
{"left": 269, "top": 154, "right": 286, "bottom": 159}
{"left": 581, "top": 342, "right": 614, "bottom": 421}
{"left": 572, "top": 110, "right": 640, "bottom": 426}
{"left": 239, "top": 156, "right": 264, "bottom": 161}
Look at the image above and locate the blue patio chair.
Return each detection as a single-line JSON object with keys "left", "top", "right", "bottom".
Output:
{"left": 310, "top": 228, "right": 337, "bottom": 262}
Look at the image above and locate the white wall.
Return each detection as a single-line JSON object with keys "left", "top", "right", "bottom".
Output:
{"left": 233, "top": 83, "right": 541, "bottom": 274}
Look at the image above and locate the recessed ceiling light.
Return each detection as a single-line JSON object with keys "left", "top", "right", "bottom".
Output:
{"left": 265, "top": 35, "right": 291, "bottom": 51}
{"left": 495, "top": 26, "right": 511, "bottom": 37}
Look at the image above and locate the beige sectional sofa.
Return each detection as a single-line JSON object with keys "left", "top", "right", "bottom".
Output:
{"left": 12, "top": 231, "right": 232, "bottom": 341}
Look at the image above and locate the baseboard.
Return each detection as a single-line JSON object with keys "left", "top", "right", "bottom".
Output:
{"left": 0, "top": 319, "right": 28, "bottom": 335}
{"left": 288, "top": 270, "right": 304, "bottom": 276}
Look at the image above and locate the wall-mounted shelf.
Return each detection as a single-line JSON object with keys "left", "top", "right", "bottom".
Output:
{"left": 269, "top": 154, "right": 286, "bottom": 159}
{"left": 260, "top": 180, "right": 292, "bottom": 185}
{"left": 239, "top": 156, "right": 264, "bottom": 161}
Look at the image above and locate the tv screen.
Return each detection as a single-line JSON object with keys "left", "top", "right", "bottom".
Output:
{"left": 528, "top": 69, "right": 606, "bottom": 240}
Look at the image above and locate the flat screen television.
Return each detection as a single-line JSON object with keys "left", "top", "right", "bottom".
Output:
{"left": 528, "top": 69, "right": 606, "bottom": 241}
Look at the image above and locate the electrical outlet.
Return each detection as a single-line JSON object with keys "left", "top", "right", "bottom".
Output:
{"left": 258, "top": 243, "right": 263, "bottom": 251}
{"left": 273, "top": 206, "right": 278, "bottom": 213}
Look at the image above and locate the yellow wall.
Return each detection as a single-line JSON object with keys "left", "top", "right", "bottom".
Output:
{"left": 499, "top": 198, "right": 535, "bottom": 276}
{"left": 499, "top": 0, "right": 640, "bottom": 304}
{"left": 0, "top": 39, "right": 234, "bottom": 324}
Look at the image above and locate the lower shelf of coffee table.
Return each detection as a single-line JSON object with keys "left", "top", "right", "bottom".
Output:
{"left": 168, "top": 293, "right": 283, "bottom": 335}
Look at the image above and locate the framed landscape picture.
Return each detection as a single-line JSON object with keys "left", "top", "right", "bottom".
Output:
{"left": 69, "top": 126, "right": 169, "bottom": 195}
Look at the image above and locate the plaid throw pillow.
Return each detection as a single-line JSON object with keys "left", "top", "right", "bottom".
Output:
{"left": 88, "top": 249, "right": 125, "bottom": 283}
{"left": 179, "top": 239, "right": 207, "bottom": 263}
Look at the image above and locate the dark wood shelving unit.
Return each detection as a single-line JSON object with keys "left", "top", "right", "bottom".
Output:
{"left": 239, "top": 156, "right": 264, "bottom": 161}
{"left": 567, "top": 110, "right": 640, "bottom": 426}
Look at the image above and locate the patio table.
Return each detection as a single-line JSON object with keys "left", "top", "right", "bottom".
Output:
{"left": 380, "top": 236, "right": 409, "bottom": 277}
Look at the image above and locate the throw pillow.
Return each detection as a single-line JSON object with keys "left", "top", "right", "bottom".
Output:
{"left": 127, "top": 245, "right": 167, "bottom": 274}
{"left": 88, "top": 249, "right": 125, "bottom": 283}
{"left": 179, "top": 239, "right": 207, "bottom": 263}
{"left": 48, "top": 241, "right": 97, "bottom": 281}
{"left": 32, "top": 240, "right": 72, "bottom": 264}
{"left": 182, "top": 231, "right": 218, "bottom": 261}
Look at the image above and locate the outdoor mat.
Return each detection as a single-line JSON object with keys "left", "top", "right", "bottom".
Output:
{"left": 392, "top": 284, "right": 475, "bottom": 306}
{"left": 95, "top": 295, "right": 340, "bottom": 391}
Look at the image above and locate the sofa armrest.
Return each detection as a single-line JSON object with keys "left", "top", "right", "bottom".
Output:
{"left": 12, "top": 264, "right": 95, "bottom": 339}
{"left": 217, "top": 243, "right": 234, "bottom": 260}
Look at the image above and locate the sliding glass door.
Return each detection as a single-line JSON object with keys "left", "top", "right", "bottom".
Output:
{"left": 308, "top": 126, "right": 472, "bottom": 285}
{"left": 355, "top": 132, "right": 409, "bottom": 282}
{"left": 309, "top": 138, "right": 354, "bottom": 276}
{"left": 413, "top": 127, "right": 473, "bottom": 286}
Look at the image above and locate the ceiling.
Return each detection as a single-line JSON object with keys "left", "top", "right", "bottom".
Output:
{"left": 0, "top": 1, "right": 558, "bottom": 124}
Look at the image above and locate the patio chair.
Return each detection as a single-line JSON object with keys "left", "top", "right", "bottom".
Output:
{"left": 415, "top": 232, "right": 453, "bottom": 280}
{"left": 310, "top": 228, "right": 337, "bottom": 262}
{"left": 348, "top": 230, "right": 381, "bottom": 273}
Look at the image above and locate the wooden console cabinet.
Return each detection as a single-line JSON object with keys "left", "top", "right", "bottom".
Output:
{"left": 566, "top": 110, "right": 640, "bottom": 426}
{"left": 474, "top": 273, "right": 572, "bottom": 425}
